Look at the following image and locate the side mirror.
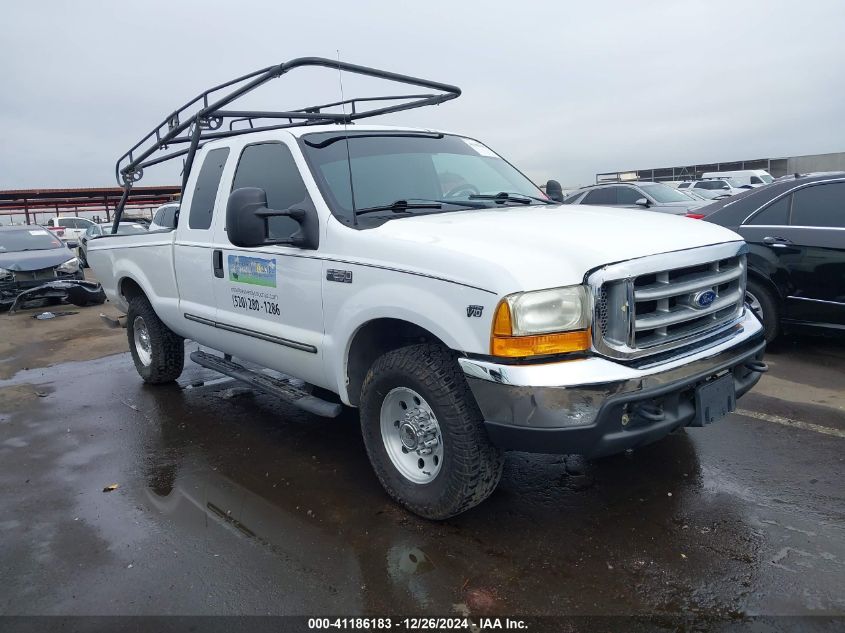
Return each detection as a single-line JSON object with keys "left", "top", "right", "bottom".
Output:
{"left": 226, "top": 187, "right": 318, "bottom": 249}
{"left": 66, "top": 240, "right": 79, "bottom": 249}
{"left": 635, "top": 197, "right": 650, "bottom": 207}
{"left": 545, "top": 179, "right": 564, "bottom": 203}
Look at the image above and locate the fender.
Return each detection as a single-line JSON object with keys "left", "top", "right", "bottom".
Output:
{"left": 324, "top": 278, "right": 495, "bottom": 404}
{"left": 114, "top": 255, "right": 182, "bottom": 333}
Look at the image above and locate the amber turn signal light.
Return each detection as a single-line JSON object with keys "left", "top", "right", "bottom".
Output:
{"left": 490, "top": 301, "right": 591, "bottom": 357}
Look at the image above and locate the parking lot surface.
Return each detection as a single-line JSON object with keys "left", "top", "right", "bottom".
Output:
{"left": 1, "top": 305, "right": 843, "bottom": 617}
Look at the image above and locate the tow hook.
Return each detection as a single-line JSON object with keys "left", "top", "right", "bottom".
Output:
{"left": 632, "top": 404, "right": 665, "bottom": 423}
{"left": 744, "top": 360, "right": 769, "bottom": 373}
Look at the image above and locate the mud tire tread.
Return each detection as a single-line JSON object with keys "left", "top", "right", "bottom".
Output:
{"left": 360, "top": 344, "right": 503, "bottom": 520}
{"left": 127, "top": 294, "right": 184, "bottom": 384}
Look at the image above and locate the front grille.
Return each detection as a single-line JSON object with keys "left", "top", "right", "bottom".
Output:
{"left": 590, "top": 245, "right": 747, "bottom": 360}
{"left": 13, "top": 268, "right": 56, "bottom": 282}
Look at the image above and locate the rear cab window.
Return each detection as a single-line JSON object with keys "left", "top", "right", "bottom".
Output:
{"left": 188, "top": 148, "right": 230, "bottom": 230}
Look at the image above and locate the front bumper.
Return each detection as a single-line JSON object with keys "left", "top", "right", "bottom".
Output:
{"left": 459, "top": 311, "right": 765, "bottom": 458}
{"left": 0, "top": 277, "right": 105, "bottom": 312}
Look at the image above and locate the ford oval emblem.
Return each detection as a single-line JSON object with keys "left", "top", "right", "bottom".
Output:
{"left": 693, "top": 289, "right": 717, "bottom": 308}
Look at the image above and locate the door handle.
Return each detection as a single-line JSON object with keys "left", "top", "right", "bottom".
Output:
{"left": 212, "top": 249, "right": 224, "bottom": 278}
{"left": 763, "top": 236, "right": 792, "bottom": 247}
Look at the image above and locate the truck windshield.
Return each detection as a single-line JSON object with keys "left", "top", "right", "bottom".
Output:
{"left": 0, "top": 228, "right": 64, "bottom": 253}
{"left": 299, "top": 132, "right": 545, "bottom": 224}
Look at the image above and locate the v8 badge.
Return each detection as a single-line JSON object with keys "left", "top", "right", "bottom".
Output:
{"left": 466, "top": 305, "right": 484, "bottom": 318}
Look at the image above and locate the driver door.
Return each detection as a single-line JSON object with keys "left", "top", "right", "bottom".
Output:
{"left": 210, "top": 140, "right": 326, "bottom": 387}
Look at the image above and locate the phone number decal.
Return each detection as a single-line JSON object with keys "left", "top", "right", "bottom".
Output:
{"left": 231, "top": 294, "right": 280, "bottom": 316}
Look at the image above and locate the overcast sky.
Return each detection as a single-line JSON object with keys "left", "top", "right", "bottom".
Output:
{"left": 2, "top": 0, "right": 844, "bottom": 190}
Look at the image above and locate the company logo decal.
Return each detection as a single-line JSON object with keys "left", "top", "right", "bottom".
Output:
{"left": 228, "top": 255, "right": 277, "bottom": 288}
{"left": 692, "top": 289, "right": 717, "bottom": 309}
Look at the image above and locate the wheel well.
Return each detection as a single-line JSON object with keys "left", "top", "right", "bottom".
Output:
{"left": 746, "top": 270, "right": 783, "bottom": 304}
{"left": 119, "top": 277, "right": 146, "bottom": 303}
{"left": 346, "top": 318, "right": 447, "bottom": 406}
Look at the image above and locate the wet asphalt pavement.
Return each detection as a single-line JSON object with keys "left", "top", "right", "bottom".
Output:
{"left": 1, "top": 326, "right": 844, "bottom": 618}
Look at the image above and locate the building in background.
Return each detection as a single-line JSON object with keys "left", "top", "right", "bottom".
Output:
{"left": 596, "top": 151, "right": 845, "bottom": 184}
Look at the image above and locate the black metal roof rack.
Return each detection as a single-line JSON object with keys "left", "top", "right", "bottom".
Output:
{"left": 111, "top": 57, "right": 461, "bottom": 230}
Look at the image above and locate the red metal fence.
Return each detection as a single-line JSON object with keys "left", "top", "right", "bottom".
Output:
{"left": 0, "top": 185, "right": 180, "bottom": 226}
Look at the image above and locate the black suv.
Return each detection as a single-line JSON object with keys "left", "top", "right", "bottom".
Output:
{"left": 701, "top": 173, "right": 845, "bottom": 342}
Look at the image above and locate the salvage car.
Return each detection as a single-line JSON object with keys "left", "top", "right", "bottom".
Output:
{"left": 701, "top": 173, "right": 845, "bottom": 342}
{"left": 0, "top": 225, "right": 105, "bottom": 311}
{"left": 88, "top": 58, "right": 767, "bottom": 519}
{"left": 564, "top": 181, "right": 708, "bottom": 215}
{"left": 78, "top": 221, "right": 148, "bottom": 267}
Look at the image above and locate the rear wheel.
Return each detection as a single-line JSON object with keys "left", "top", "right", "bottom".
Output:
{"left": 746, "top": 278, "right": 779, "bottom": 343}
{"left": 126, "top": 295, "right": 184, "bottom": 383}
{"left": 360, "top": 344, "right": 503, "bottom": 519}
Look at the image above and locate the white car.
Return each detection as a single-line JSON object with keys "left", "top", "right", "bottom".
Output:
{"left": 149, "top": 203, "right": 179, "bottom": 231}
{"left": 44, "top": 216, "right": 96, "bottom": 242}
{"left": 678, "top": 179, "right": 746, "bottom": 196}
{"left": 701, "top": 170, "right": 774, "bottom": 187}
{"left": 89, "top": 58, "right": 767, "bottom": 519}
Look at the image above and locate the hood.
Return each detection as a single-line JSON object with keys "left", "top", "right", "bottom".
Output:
{"left": 0, "top": 247, "right": 75, "bottom": 272}
{"left": 356, "top": 204, "right": 744, "bottom": 293}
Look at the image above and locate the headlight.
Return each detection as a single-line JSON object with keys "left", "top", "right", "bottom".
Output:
{"left": 57, "top": 257, "right": 81, "bottom": 274}
{"left": 491, "top": 285, "right": 591, "bottom": 357}
{"left": 0, "top": 267, "right": 12, "bottom": 281}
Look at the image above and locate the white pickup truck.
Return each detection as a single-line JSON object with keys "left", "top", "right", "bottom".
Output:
{"left": 89, "top": 59, "right": 767, "bottom": 519}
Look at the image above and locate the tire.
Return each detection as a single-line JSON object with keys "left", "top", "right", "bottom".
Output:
{"left": 78, "top": 248, "right": 88, "bottom": 268}
{"left": 126, "top": 294, "right": 184, "bottom": 383}
{"left": 360, "top": 344, "right": 504, "bottom": 520}
{"left": 746, "top": 278, "right": 779, "bottom": 343}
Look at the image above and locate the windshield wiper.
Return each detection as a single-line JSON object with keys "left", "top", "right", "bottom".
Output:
{"left": 355, "top": 200, "right": 441, "bottom": 217}
{"left": 469, "top": 191, "right": 554, "bottom": 205}
{"left": 355, "top": 198, "right": 487, "bottom": 217}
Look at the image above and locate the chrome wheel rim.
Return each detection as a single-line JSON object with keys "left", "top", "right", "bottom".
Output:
{"left": 133, "top": 316, "right": 153, "bottom": 367}
{"left": 746, "top": 290, "right": 764, "bottom": 322}
{"left": 380, "top": 387, "right": 443, "bottom": 484}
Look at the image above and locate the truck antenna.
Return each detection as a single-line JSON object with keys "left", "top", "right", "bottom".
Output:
{"left": 336, "top": 50, "right": 358, "bottom": 225}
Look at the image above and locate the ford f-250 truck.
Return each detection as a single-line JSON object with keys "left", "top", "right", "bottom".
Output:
{"left": 89, "top": 58, "right": 767, "bottom": 519}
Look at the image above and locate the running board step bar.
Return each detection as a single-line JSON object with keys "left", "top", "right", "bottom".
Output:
{"left": 189, "top": 350, "right": 343, "bottom": 418}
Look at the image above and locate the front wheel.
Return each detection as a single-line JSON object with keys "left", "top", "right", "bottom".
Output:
{"left": 360, "top": 344, "right": 503, "bottom": 520}
{"left": 126, "top": 295, "right": 185, "bottom": 383}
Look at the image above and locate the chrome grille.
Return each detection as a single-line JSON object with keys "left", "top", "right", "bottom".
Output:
{"left": 631, "top": 256, "right": 744, "bottom": 348}
{"left": 588, "top": 243, "right": 748, "bottom": 360}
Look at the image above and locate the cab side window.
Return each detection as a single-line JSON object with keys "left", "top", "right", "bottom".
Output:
{"left": 188, "top": 148, "right": 230, "bottom": 230}
{"left": 231, "top": 143, "right": 313, "bottom": 240}
{"left": 790, "top": 182, "right": 845, "bottom": 228}
{"left": 747, "top": 195, "right": 790, "bottom": 226}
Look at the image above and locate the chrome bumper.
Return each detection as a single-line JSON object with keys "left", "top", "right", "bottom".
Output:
{"left": 459, "top": 311, "right": 765, "bottom": 457}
